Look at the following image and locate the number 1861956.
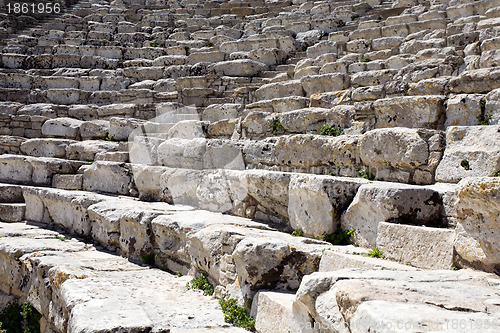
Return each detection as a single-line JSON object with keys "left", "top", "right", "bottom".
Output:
{"left": 6, "top": 2, "right": 61, "bottom": 14}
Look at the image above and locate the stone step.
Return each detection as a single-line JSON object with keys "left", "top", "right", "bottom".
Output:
{"left": 0, "top": 221, "right": 247, "bottom": 333}
{"left": 0, "top": 203, "right": 26, "bottom": 222}
{"left": 17, "top": 184, "right": 329, "bottom": 300}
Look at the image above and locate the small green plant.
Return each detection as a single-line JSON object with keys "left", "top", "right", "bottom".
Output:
{"left": 366, "top": 246, "right": 384, "bottom": 258}
{"left": 21, "top": 302, "right": 42, "bottom": 333}
{"left": 360, "top": 56, "right": 371, "bottom": 63}
{"left": 317, "top": 124, "right": 344, "bottom": 136}
{"left": 141, "top": 252, "right": 155, "bottom": 266}
{"left": 55, "top": 235, "right": 72, "bottom": 241}
{"left": 188, "top": 273, "right": 214, "bottom": 296}
{"left": 451, "top": 266, "right": 461, "bottom": 271}
{"left": 104, "top": 136, "right": 113, "bottom": 141}
{"left": 219, "top": 298, "right": 255, "bottom": 331}
{"left": 302, "top": 45, "right": 308, "bottom": 52}
{"left": 269, "top": 116, "right": 284, "bottom": 134}
{"left": 355, "top": 166, "right": 375, "bottom": 180}
{"left": 291, "top": 229, "right": 304, "bottom": 237}
{"left": 460, "top": 159, "right": 470, "bottom": 170}
{"left": 177, "top": 272, "right": 183, "bottom": 277}
{"left": 493, "top": 171, "right": 500, "bottom": 177}
{"left": 150, "top": 39, "right": 158, "bottom": 47}
{"left": 477, "top": 97, "right": 492, "bottom": 125}
{"left": 0, "top": 301, "right": 41, "bottom": 333}
{"left": 318, "top": 228, "right": 355, "bottom": 245}
{"left": 351, "top": 14, "right": 359, "bottom": 20}
{"left": 184, "top": 45, "right": 190, "bottom": 55}
{"left": 205, "top": 40, "right": 214, "bottom": 47}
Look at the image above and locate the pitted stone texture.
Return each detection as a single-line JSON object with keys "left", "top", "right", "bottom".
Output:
{"left": 373, "top": 96, "right": 446, "bottom": 129}
{"left": 294, "top": 269, "right": 500, "bottom": 333}
{"left": 83, "top": 161, "right": 135, "bottom": 196}
{"left": 435, "top": 126, "right": 500, "bottom": 183}
{"left": 0, "top": 222, "right": 247, "bottom": 333}
{"left": 359, "top": 128, "right": 444, "bottom": 184}
{"left": 453, "top": 177, "right": 500, "bottom": 274}
{"left": 41, "top": 118, "right": 83, "bottom": 139}
{"left": 20, "top": 139, "right": 75, "bottom": 158}
{"left": 288, "top": 175, "right": 366, "bottom": 237}
{"left": 376, "top": 222, "right": 455, "bottom": 270}
{"left": 212, "top": 59, "right": 268, "bottom": 77}
{"left": 341, "top": 182, "right": 444, "bottom": 248}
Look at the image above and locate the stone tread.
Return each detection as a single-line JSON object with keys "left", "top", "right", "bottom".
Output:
{"left": 0, "top": 221, "right": 247, "bottom": 332}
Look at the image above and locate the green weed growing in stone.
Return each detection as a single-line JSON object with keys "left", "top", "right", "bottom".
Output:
{"left": 360, "top": 56, "right": 371, "bottom": 63}
{"left": 291, "top": 229, "right": 304, "bottom": 237}
{"left": 205, "top": 40, "right": 214, "bottom": 47}
{"left": 141, "top": 252, "right": 155, "bottom": 266}
{"left": 460, "top": 159, "right": 470, "bottom": 170}
{"left": 150, "top": 39, "right": 159, "bottom": 47}
{"left": 0, "top": 301, "right": 41, "bottom": 333}
{"left": 317, "top": 124, "right": 344, "bottom": 136}
{"left": 318, "top": 228, "right": 355, "bottom": 245}
{"left": 55, "top": 235, "right": 72, "bottom": 241}
{"left": 355, "top": 166, "right": 375, "bottom": 180}
{"left": 188, "top": 273, "right": 214, "bottom": 296}
{"left": 477, "top": 97, "right": 492, "bottom": 125}
{"left": 269, "top": 116, "right": 284, "bottom": 134}
{"left": 365, "top": 246, "right": 384, "bottom": 258}
{"left": 177, "top": 272, "right": 183, "bottom": 277}
{"left": 493, "top": 171, "right": 500, "bottom": 177}
{"left": 219, "top": 298, "right": 255, "bottom": 331}
{"left": 184, "top": 45, "right": 190, "bottom": 55}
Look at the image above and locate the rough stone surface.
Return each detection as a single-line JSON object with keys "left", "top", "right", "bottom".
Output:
{"left": 294, "top": 269, "right": 500, "bottom": 333}
{"left": 453, "top": 177, "right": 500, "bottom": 274}
{"left": 341, "top": 182, "right": 444, "bottom": 247}
{"left": 376, "top": 222, "right": 455, "bottom": 269}
{"left": 435, "top": 126, "right": 500, "bottom": 183}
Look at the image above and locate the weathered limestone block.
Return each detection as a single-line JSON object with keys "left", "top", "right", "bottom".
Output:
{"left": 350, "top": 69, "right": 397, "bottom": 87}
{"left": 130, "top": 165, "right": 165, "bottom": 201}
{"left": 486, "top": 88, "right": 500, "bottom": 125}
{"left": 445, "top": 94, "right": 483, "bottom": 127}
{"left": 288, "top": 175, "right": 366, "bottom": 237}
{"left": 0, "top": 184, "right": 24, "bottom": 203}
{"left": 250, "top": 292, "right": 302, "bottom": 333}
{"left": 254, "top": 80, "right": 304, "bottom": 101}
{"left": 204, "top": 139, "right": 246, "bottom": 170}
{"left": 41, "top": 117, "right": 83, "bottom": 139}
{"left": 0, "top": 203, "right": 25, "bottom": 222}
{"left": 244, "top": 135, "right": 354, "bottom": 175}
{"left": 373, "top": 96, "right": 445, "bottom": 129}
{"left": 80, "top": 120, "right": 109, "bottom": 140}
{"left": 23, "top": 187, "right": 104, "bottom": 235}
{"left": 249, "top": 48, "right": 287, "bottom": 66}
{"left": 212, "top": 59, "right": 268, "bottom": 77}
{"left": 157, "top": 138, "right": 206, "bottom": 169}
{"left": 20, "top": 138, "right": 75, "bottom": 158}
{"left": 300, "top": 73, "right": 348, "bottom": 97}
{"left": 449, "top": 68, "right": 500, "bottom": 93}
{"left": 341, "top": 182, "right": 444, "bottom": 247}
{"left": 246, "top": 170, "right": 290, "bottom": 225}
{"left": 83, "top": 161, "right": 134, "bottom": 195}
{"left": 0, "top": 155, "right": 81, "bottom": 186}
{"left": 453, "top": 177, "right": 500, "bottom": 274}
{"left": 376, "top": 222, "right": 455, "bottom": 269}
{"left": 167, "top": 120, "right": 206, "bottom": 140}
{"left": 306, "top": 41, "right": 338, "bottom": 59}
{"left": 277, "top": 106, "right": 353, "bottom": 133}
{"left": 52, "top": 174, "right": 83, "bottom": 190}
{"left": 371, "top": 36, "right": 404, "bottom": 51}
{"left": 319, "top": 250, "right": 417, "bottom": 272}
{"left": 202, "top": 104, "right": 242, "bottom": 122}
{"left": 294, "top": 269, "right": 500, "bottom": 333}
{"left": 66, "top": 141, "right": 120, "bottom": 161}
{"left": 109, "top": 117, "right": 145, "bottom": 141}
{"left": 435, "top": 126, "right": 500, "bottom": 183}
{"left": 161, "top": 168, "right": 234, "bottom": 213}
{"left": 359, "top": 128, "right": 444, "bottom": 184}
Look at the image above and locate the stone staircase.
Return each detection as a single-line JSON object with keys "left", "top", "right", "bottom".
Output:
{"left": 1, "top": 0, "right": 500, "bottom": 331}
